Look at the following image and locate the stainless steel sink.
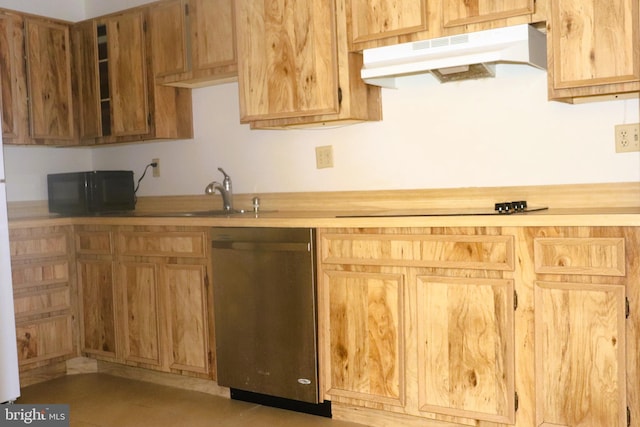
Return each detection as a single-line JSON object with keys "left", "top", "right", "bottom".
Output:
{"left": 134, "top": 209, "right": 242, "bottom": 217}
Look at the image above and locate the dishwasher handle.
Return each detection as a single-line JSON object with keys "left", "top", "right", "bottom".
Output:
{"left": 212, "top": 241, "right": 311, "bottom": 252}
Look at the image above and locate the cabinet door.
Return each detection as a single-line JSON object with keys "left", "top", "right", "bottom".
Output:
{"left": 0, "top": 12, "right": 27, "bottom": 141}
{"left": 535, "top": 281, "right": 627, "bottom": 427}
{"left": 120, "top": 261, "right": 161, "bottom": 367}
{"left": 443, "top": 0, "right": 534, "bottom": 28}
{"left": 150, "top": 0, "right": 236, "bottom": 85}
{"left": 548, "top": 0, "right": 640, "bottom": 101}
{"left": 149, "top": 0, "right": 189, "bottom": 78}
{"left": 323, "top": 270, "right": 405, "bottom": 406}
{"left": 105, "top": 11, "right": 150, "bottom": 137}
{"left": 235, "top": 0, "right": 339, "bottom": 122}
{"left": 78, "top": 259, "right": 117, "bottom": 358}
{"left": 416, "top": 276, "right": 515, "bottom": 424}
{"left": 190, "top": 0, "right": 236, "bottom": 75}
{"left": 161, "top": 264, "right": 209, "bottom": 374}
{"left": 348, "top": 0, "right": 428, "bottom": 45}
{"left": 24, "top": 18, "right": 75, "bottom": 142}
{"left": 72, "top": 20, "right": 102, "bottom": 140}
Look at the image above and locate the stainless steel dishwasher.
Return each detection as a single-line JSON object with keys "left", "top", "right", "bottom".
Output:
{"left": 211, "top": 227, "right": 327, "bottom": 413}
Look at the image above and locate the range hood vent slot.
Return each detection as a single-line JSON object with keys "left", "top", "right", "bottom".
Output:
{"left": 361, "top": 24, "right": 547, "bottom": 88}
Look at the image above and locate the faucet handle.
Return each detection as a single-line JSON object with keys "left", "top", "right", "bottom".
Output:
{"left": 218, "top": 168, "right": 230, "bottom": 182}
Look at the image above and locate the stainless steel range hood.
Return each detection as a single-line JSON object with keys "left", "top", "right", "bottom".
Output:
{"left": 361, "top": 24, "right": 547, "bottom": 88}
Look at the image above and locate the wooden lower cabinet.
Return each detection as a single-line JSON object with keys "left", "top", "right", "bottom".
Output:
{"left": 9, "top": 225, "right": 77, "bottom": 385}
{"left": 324, "top": 270, "right": 405, "bottom": 406}
{"left": 75, "top": 226, "right": 117, "bottom": 360}
{"left": 416, "top": 276, "right": 515, "bottom": 424}
{"left": 319, "top": 227, "right": 639, "bottom": 427}
{"left": 530, "top": 228, "right": 636, "bottom": 427}
{"left": 75, "top": 225, "right": 212, "bottom": 378}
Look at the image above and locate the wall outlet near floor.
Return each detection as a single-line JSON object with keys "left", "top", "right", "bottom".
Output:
{"left": 615, "top": 123, "right": 640, "bottom": 153}
{"left": 315, "top": 145, "right": 334, "bottom": 169}
{"left": 152, "top": 158, "right": 160, "bottom": 177}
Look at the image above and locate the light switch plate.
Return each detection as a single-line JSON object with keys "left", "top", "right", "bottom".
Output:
{"left": 315, "top": 145, "right": 334, "bottom": 169}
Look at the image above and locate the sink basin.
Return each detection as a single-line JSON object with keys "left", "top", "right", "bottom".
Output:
{"left": 135, "top": 209, "right": 242, "bottom": 217}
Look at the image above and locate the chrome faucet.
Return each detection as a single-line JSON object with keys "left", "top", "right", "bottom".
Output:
{"left": 205, "top": 168, "right": 234, "bottom": 212}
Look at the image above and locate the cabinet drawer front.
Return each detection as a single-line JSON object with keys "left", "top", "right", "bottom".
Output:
{"left": 11, "top": 260, "right": 69, "bottom": 290}
{"left": 322, "top": 234, "right": 514, "bottom": 271}
{"left": 120, "top": 231, "right": 206, "bottom": 258}
{"left": 534, "top": 237, "right": 626, "bottom": 276}
{"left": 16, "top": 315, "right": 74, "bottom": 365}
{"left": 76, "top": 230, "right": 113, "bottom": 254}
{"left": 14, "top": 286, "right": 70, "bottom": 318}
{"left": 10, "top": 233, "right": 68, "bottom": 260}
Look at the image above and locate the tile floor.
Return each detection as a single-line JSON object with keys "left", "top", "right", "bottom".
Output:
{"left": 17, "top": 374, "right": 361, "bottom": 427}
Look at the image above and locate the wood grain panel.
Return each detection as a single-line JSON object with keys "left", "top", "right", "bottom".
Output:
{"left": 72, "top": 20, "right": 102, "bottom": 140}
{"left": 24, "top": 18, "right": 74, "bottom": 141}
{"left": 192, "top": 0, "right": 236, "bottom": 69}
{"left": 324, "top": 271, "right": 405, "bottom": 406}
{"left": 105, "top": 11, "right": 149, "bottom": 136}
{"left": 9, "top": 233, "right": 68, "bottom": 260}
{"left": 15, "top": 315, "right": 74, "bottom": 365}
{"left": 0, "top": 12, "right": 24, "bottom": 139}
{"left": 78, "top": 259, "right": 117, "bottom": 357}
{"left": 535, "top": 281, "right": 626, "bottom": 427}
{"left": 322, "top": 233, "right": 514, "bottom": 270}
{"left": 121, "top": 262, "right": 161, "bottom": 366}
{"left": 443, "top": 0, "right": 534, "bottom": 27}
{"left": 534, "top": 237, "right": 626, "bottom": 276}
{"left": 120, "top": 231, "right": 206, "bottom": 257}
{"left": 349, "top": 0, "right": 428, "bottom": 43}
{"left": 163, "top": 264, "right": 208, "bottom": 373}
{"left": 149, "top": 0, "right": 189, "bottom": 77}
{"left": 416, "top": 276, "right": 515, "bottom": 423}
{"left": 548, "top": 0, "right": 639, "bottom": 96}
{"left": 75, "top": 230, "right": 113, "bottom": 255}
{"left": 11, "top": 260, "right": 69, "bottom": 290}
{"left": 13, "top": 286, "right": 70, "bottom": 318}
{"left": 235, "top": 0, "right": 339, "bottom": 121}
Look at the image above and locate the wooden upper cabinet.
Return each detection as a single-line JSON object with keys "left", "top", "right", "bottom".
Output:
{"left": 103, "top": 11, "right": 150, "bottom": 137}
{"left": 236, "top": 0, "right": 339, "bottom": 122}
{"left": 0, "top": 12, "right": 77, "bottom": 146}
{"left": 149, "top": 0, "right": 237, "bottom": 87}
{"left": 346, "top": 0, "right": 547, "bottom": 51}
{"left": 72, "top": 7, "right": 193, "bottom": 145}
{"left": 235, "top": 0, "right": 381, "bottom": 128}
{"left": 442, "top": 0, "right": 534, "bottom": 28}
{"left": 0, "top": 12, "right": 27, "bottom": 141}
{"left": 548, "top": 0, "right": 640, "bottom": 102}
{"left": 347, "top": 0, "right": 428, "bottom": 48}
{"left": 24, "top": 18, "right": 75, "bottom": 144}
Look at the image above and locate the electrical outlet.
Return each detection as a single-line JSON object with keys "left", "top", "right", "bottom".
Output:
{"left": 152, "top": 158, "right": 160, "bottom": 177}
{"left": 315, "top": 145, "right": 334, "bottom": 169}
{"left": 615, "top": 123, "right": 640, "bottom": 153}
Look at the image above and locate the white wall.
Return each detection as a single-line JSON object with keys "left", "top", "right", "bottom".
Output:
{"left": 89, "top": 67, "right": 640, "bottom": 199}
{"left": 0, "top": 0, "right": 84, "bottom": 21}
{"left": 2, "top": 0, "right": 639, "bottom": 202}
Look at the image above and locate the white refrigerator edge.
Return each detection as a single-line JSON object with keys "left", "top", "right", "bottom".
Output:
{"left": 0, "top": 131, "right": 20, "bottom": 403}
